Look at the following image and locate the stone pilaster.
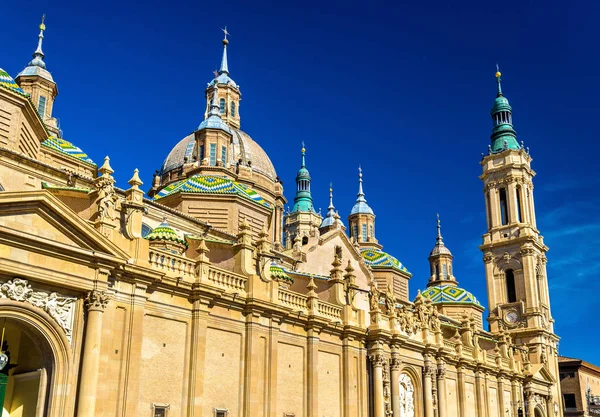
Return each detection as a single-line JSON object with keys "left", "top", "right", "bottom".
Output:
{"left": 436, "top": 360, "right": 447, "bottom": 417}
{"left": 457, "top": 365, "right": 466, "bottom": 417}
{"left": 390, "top": 351, "right": 402, "bottom": 417}
{"left": 369, "top": 351, "right": 385, "bottom": 417}
{"left": 307, "top": 327, "right": 319, "bottom": 417}
{"left": 77, "top": 289, "right": 110, "bottom": 417}
{"left": 423, "top": 358, "right": 435, "bottom": 417}
{"left": 187, "top": 296, "right": 211, "bottom": 416}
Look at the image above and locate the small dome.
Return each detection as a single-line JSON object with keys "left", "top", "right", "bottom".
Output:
{"left": 159, "top": 128, "right": 277, "bottom": 181}
{"left": 421, "top": 285, "right": 482, "bottom": 306}
{"left": 210, "top": 73, "right": 238, "bottom": 89}
{"left": 198, "top": 115, "right": 231, "bottom": 134}
{"left": 491, "top": 95, "right": 511, "bottom": 114}
{"left": 145, "top": 220, "right": 188, "bottom": 247}
{"left": 351, "top": 201, "right": 374, "bottom": 215}
{"left": 429, "top": 244, "right": 452, "bottom": 257}
{"left": 360, "top": 248, "right": 410, "bottom": 274}
{"left": 17, "top": 65, "right": 54, "bottom": 83}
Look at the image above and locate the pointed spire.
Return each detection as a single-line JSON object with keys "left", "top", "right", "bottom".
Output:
{"left": 321, "top": 183, "right": 342, "bottom": 228}
{"left": 350, "top": 166, "right": 374, "bottom": 215}
{"left": 436, "top": 213, "right": 443, "bottom": 243}
{"left": 30, "top": 15, "right": 47, "bottom": 69}
{"left": 429, "top": 213, "right": 452, "bottom": 258}
{"left": 328, "top": 183, "right": 334, "bottom": 211}
{"left": 219, "top": 26, "right": 230, "bottom": 75}
{"left": 301, "top": 141, "right": 306, "bottom": 168}
{"left": 291, "top": 143, "right": 314, "bottom": 213}
{"left": 495, "top": 64, "right": 502, "bottom": 97}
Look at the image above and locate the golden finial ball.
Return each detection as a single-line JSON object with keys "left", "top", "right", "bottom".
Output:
{"left": 301, "top": 147, "right": 306, "bottom": 153}
{"left": 39, "top": 23, "right": 46, "bottom": 30}
{"left": 495, "top": 71, "right": 502, "bottom": 78}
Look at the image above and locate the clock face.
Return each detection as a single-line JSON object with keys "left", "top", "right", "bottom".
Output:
{"left": 505, "top": 310, "right": 519, "bottom": 324}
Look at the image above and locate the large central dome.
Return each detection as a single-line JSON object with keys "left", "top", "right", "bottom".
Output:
{"left": 160, "top": 127, "right": 277, "bottom": 181}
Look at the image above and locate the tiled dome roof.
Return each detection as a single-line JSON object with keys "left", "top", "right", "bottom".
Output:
{"left": 0, "top": 68, "right": 28, "bottom": 96}
{"left": 42, "top": 136, "right": 95, "bottom": 165}
{"left": 360, "top": 248, "right": 410, "bottom": 274}
{"left": 155, "top": 174, "right": 271, "bottom": 209}
{"left": 421, "top": 285, "right": 482, "bottom": 307}
{"left": 145, "top": 220, "right": 188, "bottom": 247}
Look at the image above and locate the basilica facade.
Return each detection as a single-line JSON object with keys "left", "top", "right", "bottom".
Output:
{"left": 0, "top": 18, "right": 563, "bottom": 417}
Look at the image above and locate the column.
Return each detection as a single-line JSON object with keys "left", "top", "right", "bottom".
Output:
{"left": 507, "top": 181, "right": 518, "bottom": 225}
{"left": 545, "top": 395, "right": 554, "bottom": 417}
{"left": 390, "top": 352, "right": 402, "bottom": 417}
{"left": 511, "top": 380, "right": 520, "bottom": 417}
{"left": 370, "top": 352, "right": 385, "bottom": 417}
{"left": 307, "top": 327, "right": 319, "bottom": 417}
{"left": 497, "top": 376, "right": 506, "bottom": 417}
{"left": 520, "top": 184, "right": 531, "bottom": 224}
{"left": 423, "top": 360, "right": 435, "bottom": 417}
{"left": 342, "top": 337, "right": 356, "bottom": 417}
{"left": 457, "top": 365, "right": 466, "bottom": 417}
{"left": 437, "top": 361, "right": 447, "bottom": 417}
{"left": 121, "top": 283, "right": 148, "bottom": 417}
{"left": 525, "top": 391, "right": 534, "bottom": 417}
{"left": 520, "top": 247, "right": 540, "bottom": 312}
{"left": 528, "top": 187, "right": 537, "bottom": 228}
{"left": 475, "top": 369, "right": 487, "bottom": 417}
{"left": 76, "top": 290, "right": 110, "bottom": 417}
{"left": 488, "top": 186, "right": 502, "bottom": 228}
{"left": 187, "top": 298, "right": 210, "bottom": 416}
{"left": 268, "top": 316, "right": 281, "bottom": 417}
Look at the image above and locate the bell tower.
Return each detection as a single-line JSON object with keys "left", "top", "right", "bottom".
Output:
{"left": 480, "top": 69, "right": 560, "bottom": 398}
{"left": 15, "top": 15, "right": 60, "bottom": 136}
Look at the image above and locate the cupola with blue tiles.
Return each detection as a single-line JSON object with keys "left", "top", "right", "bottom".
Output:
{"left": 347, "top": 167, "right": 378, "bottom": 248}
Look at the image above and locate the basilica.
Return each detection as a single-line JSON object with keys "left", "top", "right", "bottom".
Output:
{"left": 0, "top": 17, "right": 563, "bottom": 417}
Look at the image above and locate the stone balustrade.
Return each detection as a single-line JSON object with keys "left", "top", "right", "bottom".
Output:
{"left": 148, "top": 249, "right": 195, "bottom": 279}
{"left": 278, "top": 288, "right": 308, "bottom": 314}
{"left": 317, "top": 300, "right": 343, "bottom": 321}
{"left": 207, "top": 266, "right": 247, "bottom": 293}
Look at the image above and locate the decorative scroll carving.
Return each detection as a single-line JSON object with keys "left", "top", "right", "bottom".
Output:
{"left": 0, "top": 279, "right": 76, "bottom": 341}
{"left": 391, "top": 356, "right": 402, "bottom": 371}
{"left": 85, "top": 290, "right": 110, "bottom": 312}
{"left": 369, "top": 353, "right": 385, "bottom": 367}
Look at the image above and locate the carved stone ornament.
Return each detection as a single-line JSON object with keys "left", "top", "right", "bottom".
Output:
{"left": 0, "top": 279, "right": 76, "bottom": 342}
{"left": 369, "top": 353, "right": 385, "bottom": 367}
{"left": 399, "top": 373, "right": 415, "bottom": 417}
{"left": 85, "top": 290, "right": 110, "bottom": 311}
{"left": 391, "top": 357, "right": 402, "bottom": 371}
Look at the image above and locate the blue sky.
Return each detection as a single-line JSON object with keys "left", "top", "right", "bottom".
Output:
{"left": 2, "top": 0, "right": 599, "bottom": 363}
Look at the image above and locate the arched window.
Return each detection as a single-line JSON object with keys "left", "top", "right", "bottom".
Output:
{"left": 435, "top": 265, "right": 440, "bottom": 280}
{"left": 230, "top": 101, "right": 236, "bottom": 117}
{"left": 352, "top": 225, "right": 358, "bottom": 239}
{"left": 219, "top": 98, "right": 225, "bottom": 114}
{"left": 506, "top": 269, "right": 517, "bottom": 303}
{"left": 442, "top": 264, "right": 448, "bottom": 279}
{"left": 499, "top": 188, "right": 509, "bottom": 225}
{"left": 361, "top": 224, "right": 367, "bottom": 241}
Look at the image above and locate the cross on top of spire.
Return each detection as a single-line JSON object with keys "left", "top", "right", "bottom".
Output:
{"left": 222, "top": 26, "right": 230, "bottom": 40}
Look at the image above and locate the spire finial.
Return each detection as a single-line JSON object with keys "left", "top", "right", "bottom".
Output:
{"left": 495, "top": 64, "right": 503, "bottom": 97}
{"left": 328, "top": 183, "right": 334, "bottom": 209}
{"left": 436, "top": 213, "right": 443, "bottom": 242}
{"left": 301, "top": 141, "right": 306, "bottom": 167}
{"left": 29, "top": 14, "right": 47, "bottom": 69}
{"left": 357, "top": 166, "right": 365, "bottom": 199}
{"left": 219, "top": 27, "right": 230, "bottom": 74}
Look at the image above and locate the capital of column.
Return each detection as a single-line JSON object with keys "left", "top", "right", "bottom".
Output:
{"left": 391, "top": 356, "right": 402, "bottom": 371}
{"left": 369, "top": 352, "right": 385, "bottom": 367}
{"left": 85, "top": 290, "right": 110, "bottom": 312}
{"left": 437, "top": 362, "right": 446, "bottom": 379}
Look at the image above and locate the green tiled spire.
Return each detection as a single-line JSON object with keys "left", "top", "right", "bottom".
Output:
{"left": 489, "top": 68, "right": 520, "bottom": 153}
{"left": 291, "top": 144, "right": 315, "bottom": 213}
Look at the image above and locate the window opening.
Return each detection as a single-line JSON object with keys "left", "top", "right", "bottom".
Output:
{"left": 442, "top": 264, "right": 448, "bottom": 279}
{"left": 221, "top": 145, "right": 227, "bottom": 166}
{"left": 199, "top": 145, "right": 205, "bottom": 162}
{"left": 499, "top": 188, "right": 509, "bottom": 225}
{"left": 352, "top": 225, "right": 358, "bottom": 239}
{"left": 516, "top": 187, "right": 523, "bottom": 223}
{"left": 230, "top": 101, "right": 236, "bottom": 117}
{"left": 38, "top": 95, "right": 47, "bottom": 119}
{"left": 219, "top": 98, "right": 225, "bottom": 114}
{"left": 563, "top": 394, "right": 576, "bottom": 409}
{"left": 506, "top": 269, "right": 516, "bottom": 303}
{"left": 209, "top": 144, "right": 217, "bottom": 166}
{"left": 362, "top": 224, "right": 367, "bottom": 241}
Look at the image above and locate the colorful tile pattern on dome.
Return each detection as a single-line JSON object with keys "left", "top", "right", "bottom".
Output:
{"left": 270, "top": 264, "right": 293, "bottom": 283}
{"left": 360, "top": 248, "right": 410, "bottom": 274}
{"left": 421, "top": 285, "right": 482, "bottom": 306}
{"left": 42, "top": 136, "right": 95, "bottom": 165}
{"left": 145, "top": 221, "right": 188, "bottom": 247}
{"left": 155, "top": 175, "right": 272, "bottom": 209}
{"left": 0, "top": 68, "right": 28, "bottom": 97}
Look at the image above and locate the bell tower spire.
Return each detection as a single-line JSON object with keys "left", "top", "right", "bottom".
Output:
{"left": 427, "top": 214, "right": 455, "bottom": 286}
{"left": 204, "top": 28, "right": 241, "bottom": 129}
{"left": 480, "top": 68, "right": 560, "bottom": 403}
{"left": 283, "top": 144, "right": 322, "bottom": 249}
{"left": 16, "top": 15, "right": 59, "bottom": 135}
{"left": 348, "top": 167, "right": 379, "bottom": 248}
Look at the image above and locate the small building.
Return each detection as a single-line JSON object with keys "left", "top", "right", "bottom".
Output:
{"left": 559, "top": 356, "right": 600, "bottom": 416}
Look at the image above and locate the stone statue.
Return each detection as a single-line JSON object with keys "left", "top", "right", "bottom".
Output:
{"left": 385, "top": 284, "right": 396, "bottom": 317}
{"left": 369, "top": 281, "right": 380, "bottom": 312}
